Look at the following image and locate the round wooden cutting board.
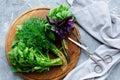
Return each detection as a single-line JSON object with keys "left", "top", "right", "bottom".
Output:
{"left": 5, "top": 8, "right": 81, "bottom": 80}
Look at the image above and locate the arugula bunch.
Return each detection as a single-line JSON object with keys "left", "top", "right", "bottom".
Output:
{"left": 9, "top": 17, "right": 67, "bottom": 73}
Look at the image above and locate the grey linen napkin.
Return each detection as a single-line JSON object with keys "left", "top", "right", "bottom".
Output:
{"left": 64, "top": 0, "right": 120, "bottom": 80}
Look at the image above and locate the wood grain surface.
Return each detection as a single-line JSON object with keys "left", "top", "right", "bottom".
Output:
{"left": 5, "top": 8, "right": 81, "bottom": 80}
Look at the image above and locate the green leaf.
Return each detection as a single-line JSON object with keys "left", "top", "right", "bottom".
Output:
{"left": 9, "top": 17, "right": 65, "bottom": 73}
{"left": 48, "top": 5, "right": 72, "bottom": 21}
{"left": 47, "top": 31, "right": 55, "bottom": 41}
{"left": 56, "top": 12, "right": 63, "bottom": 20}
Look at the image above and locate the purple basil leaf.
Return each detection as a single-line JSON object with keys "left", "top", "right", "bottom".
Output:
{"left": 47, "top": 16, "right": 74, "bottom": 39}
{"left": 46, "top": 16, "right": 55, "bottom": 25}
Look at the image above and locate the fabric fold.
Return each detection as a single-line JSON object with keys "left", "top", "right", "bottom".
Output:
{"left": 64, "top": 0, "right": 120, "bottom": 80}
{"left": 64, "top": 45, "right": 120, "bottom": 80}
{"left": 71, "top": 0, "right": 120, "bottom": 49}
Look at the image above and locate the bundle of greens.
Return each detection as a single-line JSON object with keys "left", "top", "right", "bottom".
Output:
{"left": 9, "top": 4, "right": 74, "bottom": 73}
{"left": 9, "top": 17, "right": 67, "bottom": 73}
{"left": 47, "top": 5, "right": 75, "bottom": 62}
{"left": 47, "top": 5, "right": 74, "bottom": 39}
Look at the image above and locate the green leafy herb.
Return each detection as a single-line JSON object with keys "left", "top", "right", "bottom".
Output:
{"left": 47, "top": 5, "right": 75, "bottom": 61}
{"left": 47, "top": 5, "right": 74, "bottom": 39}
{"left": 9, "top": 17, "right": 67, "bottom": 73}
{"left": 48, "top": 5, "right": 72, "bottom": 21}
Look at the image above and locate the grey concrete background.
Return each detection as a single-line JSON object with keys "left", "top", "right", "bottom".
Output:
{"left": 0, "top": 0, "right": 120, "bottom": 80}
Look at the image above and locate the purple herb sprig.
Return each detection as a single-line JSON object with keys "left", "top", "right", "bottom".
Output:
{"left": 47, "top": 16, "right": 74, "bottom": 39}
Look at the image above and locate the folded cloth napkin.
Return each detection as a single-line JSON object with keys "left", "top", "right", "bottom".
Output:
{"left": 64, "top": 0, "right": 120, "bottom": 80}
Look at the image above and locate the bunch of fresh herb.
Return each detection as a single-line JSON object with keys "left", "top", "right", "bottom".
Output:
{"left": 47, "top": 5, "right": 74, "bottom": 39}
{"left": 47, "top": 5, "right": 75, "bottom": 61}
{"left": 9, "top": 17, "right": 67, "bottom": 73}
{"left": 48, "top": 5, "right": 72, "bottom": 21}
